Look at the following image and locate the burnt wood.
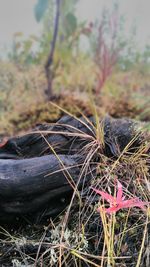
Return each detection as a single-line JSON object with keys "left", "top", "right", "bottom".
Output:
{"left": 0, "top": 115, "right": 139, "bottom": 222}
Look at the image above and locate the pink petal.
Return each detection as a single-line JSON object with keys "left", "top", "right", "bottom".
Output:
{"left": 92, "top": 187, "right": 115, "bottom": 203}
{"left": 116, "top": 180, "right": 123, "bottom": 202}
{"left": 120, "top": 198, "right": 149, "bottom": 210}
{"left": 121, "top": 198, "right": 141, "bottom": 207}
{"left": 104, "top": 206, "right": 122, "bottom": 213}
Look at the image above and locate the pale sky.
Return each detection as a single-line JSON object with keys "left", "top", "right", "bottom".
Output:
{"left": 0, "top": 0, "right": 149, "bottom": 55}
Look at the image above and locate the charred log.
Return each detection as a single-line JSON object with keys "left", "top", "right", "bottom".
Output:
{"left": 0, "top": 115, "right": 141, "bottom": 222}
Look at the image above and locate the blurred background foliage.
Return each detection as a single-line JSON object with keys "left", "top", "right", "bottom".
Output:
{"left": 0, "top": 0, "right": 150, "bottom": 135}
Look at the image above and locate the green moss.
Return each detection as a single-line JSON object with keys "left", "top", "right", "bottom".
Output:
{"left": 7, "top": 94, "right": 93, "bottom": 134}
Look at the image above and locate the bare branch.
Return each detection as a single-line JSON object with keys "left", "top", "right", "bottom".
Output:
{"left": 45, "top": 0, "right": 61, "bottom": 99}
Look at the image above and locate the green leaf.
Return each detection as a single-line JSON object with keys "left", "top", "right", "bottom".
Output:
{"left": 61, "top": 0, "right": 79, "bottom": 16}
{"left": 63, "top": 13, "right": 77, "bottom": 36}
{"left": 34, "top": 0, "right": 49, "bottom": 22}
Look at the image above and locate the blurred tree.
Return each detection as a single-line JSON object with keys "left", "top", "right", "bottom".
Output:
{"left": 44, "top": 0, "right": 60, "bottom": 99}
{"left": 34, "top": 0, "right": 80, "bottom": 99}
{"left": 90, "top": 3, "right": 126, "bottom": 94}
{"left": 35, "top": 0, "right": 60, "bottom": 99}
{"left": 8, "top": 33, "right": 38, "bottom": 66}
{"left": 143, "top": 44, "right": 150, "bottom": 64}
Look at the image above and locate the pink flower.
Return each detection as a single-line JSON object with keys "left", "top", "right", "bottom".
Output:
{"left": 92, "top": 181, "right": 149, "bottom": 214}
